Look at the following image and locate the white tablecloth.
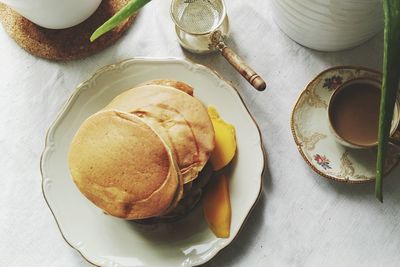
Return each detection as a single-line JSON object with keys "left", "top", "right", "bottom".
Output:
{"left": 1, "top": 0, "right": 399, "bottom": 266}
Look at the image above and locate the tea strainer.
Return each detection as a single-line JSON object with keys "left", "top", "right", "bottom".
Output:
{"left": 170, "top": 0, "right": 266, "bottom": 91}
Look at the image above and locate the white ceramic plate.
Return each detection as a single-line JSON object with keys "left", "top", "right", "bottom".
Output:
{"left": 41, "top": 58, "right": 264, "bottom": 267}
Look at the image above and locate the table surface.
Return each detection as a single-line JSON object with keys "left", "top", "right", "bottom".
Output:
{"left": 1, "top": 1, "right": 400, "bottom": 266}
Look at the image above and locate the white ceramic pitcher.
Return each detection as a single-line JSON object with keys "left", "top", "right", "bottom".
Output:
{"left": 271, "top": 0, "right": 384, "bottom": 51}
{"left": 2, "top": 0, "right": 102, "bottom": 29}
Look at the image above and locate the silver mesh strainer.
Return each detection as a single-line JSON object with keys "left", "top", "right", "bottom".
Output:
{"left": 171, "top": 0, "right": 226, "bottom": 35}
{"left": 170, "top": 0, "right": 266, "bottom": 91}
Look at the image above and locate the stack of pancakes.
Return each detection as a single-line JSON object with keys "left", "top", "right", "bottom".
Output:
{"left": 68, "top": 80, "right": 215, "bottom": 221}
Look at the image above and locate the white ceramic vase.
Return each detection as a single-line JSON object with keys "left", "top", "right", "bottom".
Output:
{"left": 2, "top": 0, "right": 102, "bottom": 29}
{"left": 271, "top": 0, "right": 384, "bottom": 51}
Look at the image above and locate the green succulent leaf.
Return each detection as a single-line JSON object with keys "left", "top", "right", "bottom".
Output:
{"left": 90, "top": 0, "right": 152, "bottom": 42}
{"left": 376, "top": 0, "right": 400, "bottom": 202}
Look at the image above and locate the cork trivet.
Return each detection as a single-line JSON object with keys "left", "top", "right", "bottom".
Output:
{"left": 0, "top": 0, "right": 135, "bottom": 60}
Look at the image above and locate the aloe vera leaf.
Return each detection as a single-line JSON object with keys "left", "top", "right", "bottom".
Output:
{"left": 90, "top": 0, "right": 152, "bottom": 42}
{"left": 376, "top": 0, "right": 400, "bottom": 202}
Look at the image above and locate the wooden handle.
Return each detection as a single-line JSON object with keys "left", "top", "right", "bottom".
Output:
{"left": 217, "top": 43, "right": 266, "bottom": 91}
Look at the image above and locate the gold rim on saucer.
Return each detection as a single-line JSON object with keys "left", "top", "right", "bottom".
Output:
{"left": 291, "top": 65, "right": 400, "bottom": 184}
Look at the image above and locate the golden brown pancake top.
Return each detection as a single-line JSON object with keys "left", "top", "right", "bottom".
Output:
{"left": 105, "top": 85, "right": 215, "bottom": 184}
{"left": 68, "top": 110, "right": 181, "bottom": 219}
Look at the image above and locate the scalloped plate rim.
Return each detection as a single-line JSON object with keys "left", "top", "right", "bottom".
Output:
{"left": 40, "top": 57, "right": 265, "bottom": 267}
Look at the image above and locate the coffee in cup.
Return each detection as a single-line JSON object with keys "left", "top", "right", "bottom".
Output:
{"left": 328, "top": 78, "right": 400, "bottom": 149}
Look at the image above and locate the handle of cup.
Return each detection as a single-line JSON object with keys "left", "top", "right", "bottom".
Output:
{"left": 216, "top": 42, "right": 266, "bottom": 91}
{"left": 388, "top": 127, "right": 400, "bottom": 147}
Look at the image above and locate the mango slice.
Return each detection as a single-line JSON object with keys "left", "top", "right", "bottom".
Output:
{"left": 207, "top": 106, "right": 237, "bottom": 171}
{"left": 203, "top": 174, "right": 231, "bottom": 238}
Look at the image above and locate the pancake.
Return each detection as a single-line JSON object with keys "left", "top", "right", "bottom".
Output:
{"left": 138, "top": 79, "right": 194, "bottom": 96}
{"left": 68, "top": 110, "right": 183, "bottom": 219}
{"left": 105, "top": 85, "right": 215, "bottom": 184}
{"left": 135, "top": 163, "right": 213, "bottom": 224}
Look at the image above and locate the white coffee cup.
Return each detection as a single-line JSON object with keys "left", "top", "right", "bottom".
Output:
{"left": 2, "top": 0, "right": 102, "bottom": 29}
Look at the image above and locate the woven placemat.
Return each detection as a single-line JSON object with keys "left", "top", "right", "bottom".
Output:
{"left": 0, "top": 0, "right": 135, "bottom": 60}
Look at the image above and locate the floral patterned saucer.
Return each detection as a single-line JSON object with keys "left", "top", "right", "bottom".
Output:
{"left": 291, "top": 66, "right": 400, "bottom": 183}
